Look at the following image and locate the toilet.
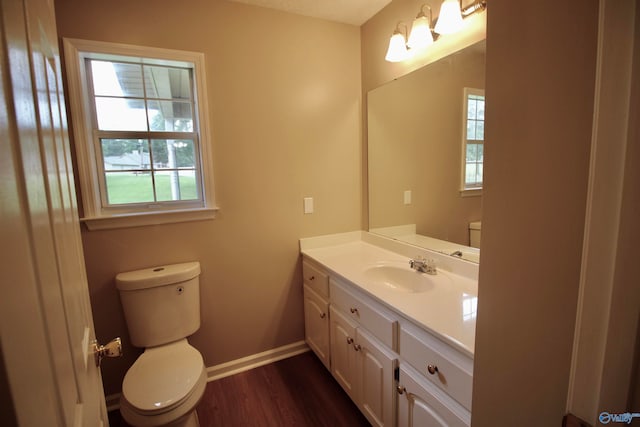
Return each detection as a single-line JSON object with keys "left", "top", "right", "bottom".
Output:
{"left": 469, "top": 221, "right": 482, "bottom": 248}
{"left": 116, "top": 262, "right": 206, "bottom": 427}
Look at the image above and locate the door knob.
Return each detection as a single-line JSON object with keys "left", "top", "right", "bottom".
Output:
{"left": 92, "top": 337, "right": 123, "bottom": 367}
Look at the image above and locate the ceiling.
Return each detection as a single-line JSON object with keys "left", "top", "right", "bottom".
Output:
{"left": 226, "top": 0, "right": 392, "bottom": 26}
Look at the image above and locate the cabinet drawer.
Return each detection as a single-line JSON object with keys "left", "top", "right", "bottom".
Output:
{"left": 398, "top": 364, "right": 470, "bottom": 427}
{"left": 303, "top": 260, "right": 329, "bottom": 298}
{"left": 400, "top": 322, "right": 473, "bottom": 410}
{"left": 330, "top": 278, "right": 397, "bottom": 350}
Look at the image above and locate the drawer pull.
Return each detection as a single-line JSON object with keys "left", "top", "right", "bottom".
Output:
{"left": 319, "top": 312, "right": 326, "bottom": 319}
{"left": 427, "top": 364, "right": 439, "bottom": 375}
{"left": 346, "top": 337, "right": 354, "bottom": 344}
{"left": 309, "top": 275, "right": 315, "bottom": 281}
{"left": 396, "top": 385, "right": 406, "bottom": 395}
{"left": 350, "top": 307, "right": 359, "bottom": 314}
{"left": 353, "top": 344, "right": 362, "bottom": 351}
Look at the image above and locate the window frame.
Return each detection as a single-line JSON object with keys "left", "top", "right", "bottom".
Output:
{"left": 460, "top": 87, "right": 485, "bottom": 197}
{"left": 63, "top": 38, "right": 217, "bottom": 230}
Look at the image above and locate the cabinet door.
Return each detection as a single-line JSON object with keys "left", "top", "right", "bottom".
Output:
{"left": 397, "top": 366, "right": 469, "bottom": 427}
{"left": 356, "top": 328, "right": 397, "bottom": 427}
{"left": 303, "top": 285, "right": 330, "bottom": 369}
{"left": 330, "top": 306, "right": 358, "bottom": 402}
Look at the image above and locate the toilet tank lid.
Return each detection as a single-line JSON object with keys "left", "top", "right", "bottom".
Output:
{"left": 469, "top": 221, "right": 482, "bottom": 230}
{"left": 116, "top": 262, "right": 200, "bottom": 291}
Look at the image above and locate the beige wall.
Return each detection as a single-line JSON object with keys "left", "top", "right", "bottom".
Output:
{"left": 55, "top": 0, "right": 362, "bottom": 395}
{"left": 368, "top": 45, "right": 484, "bottom": 245}
{"left": 471, "top": 1, "right": 598, "bottom": 425}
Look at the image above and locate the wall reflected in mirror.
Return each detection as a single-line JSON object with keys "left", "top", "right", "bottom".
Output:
{"left": 368, "top": 41, "right": 485, "bottom": 263}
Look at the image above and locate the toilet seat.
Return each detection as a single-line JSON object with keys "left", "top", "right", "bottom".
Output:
{"left": 122, "top": 339, "right": 205, "bottom": 415}
{"left": 120, "top": 369, "right": 206, "bottom": 427}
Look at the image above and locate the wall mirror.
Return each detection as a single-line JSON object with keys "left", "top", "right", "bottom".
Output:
{"left": 368, "top": 40, "right": 485, "bottom": 263}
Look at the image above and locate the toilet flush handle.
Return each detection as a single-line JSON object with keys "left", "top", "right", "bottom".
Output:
{"left": 92, "top": 337, "right": 123, "bottom": 367}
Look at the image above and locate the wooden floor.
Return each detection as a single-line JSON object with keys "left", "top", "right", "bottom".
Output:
{"left": 108, "top": 351, "right": 370, "bottom": 427}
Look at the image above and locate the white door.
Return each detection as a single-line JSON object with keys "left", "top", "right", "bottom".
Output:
{"left": 303, "top": 285, "right": 330, "bottom": 369}
{"left": 356, "top": 328, "right": 397, "bottom": 427}
{"left": 329, "top": 306, "right": 358, "bottom": 401}
{"left": 1, "top": 0, "right": 109, "bottom": 425}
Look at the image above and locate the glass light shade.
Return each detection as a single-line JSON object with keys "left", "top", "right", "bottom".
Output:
{"left": 385, "top": 32, "right": 409, "bottom": 62}
{"left": 434, "top": 0, "right": 464, "bottom": 35}
{"left": 407, "top": 15, "right": 434, "bottom": 49}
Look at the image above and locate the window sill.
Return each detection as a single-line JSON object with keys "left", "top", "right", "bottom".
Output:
{"left": 81, "top": 207, "right": 219, "bottom": 231}
{"left": 460, "top": 188, "right": 482, "bottom": 197}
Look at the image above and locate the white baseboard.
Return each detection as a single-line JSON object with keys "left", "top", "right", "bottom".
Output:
{"left": 105, "top": 341, "right": 310, "bottom": 412}
{"left": 206, "top": 340, "right": 309, "bottom": 381}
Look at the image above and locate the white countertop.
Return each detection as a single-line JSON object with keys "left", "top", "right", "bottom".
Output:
{"left": 300, "top": 232, "right": 478, "bottom": 357}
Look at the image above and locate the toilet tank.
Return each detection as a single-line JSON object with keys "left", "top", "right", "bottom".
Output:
{"left": 469, "top": 221, "right": 482, "bottom": 248}
{"left": 116, "top": 262, "right": 201, "bottom": 348}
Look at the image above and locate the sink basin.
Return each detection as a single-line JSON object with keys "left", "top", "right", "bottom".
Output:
{"left": 363, "top": 264, "right": 443, "bottom": 293}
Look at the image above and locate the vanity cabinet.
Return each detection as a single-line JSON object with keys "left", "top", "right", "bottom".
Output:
{"left": 399, "top": 322, "right": 473, "bottom": 410}
{"left": 303, "top": 285, "right": 330, "bottom": 369}
{"left": 302, "top": 261, "right": 330, "bottom": 370}
{"left": 357, "top": 326, "right": 397, "bottom": 427}
{"left": 329, "top": 305, "right": 358, "bottom": 399}
{"left": 301, "top": 252, "right": 474, "bottom": 427}
{"left": 329, "top": 288, "right": 397, "bottom": 427}
{"left": 396, "top": 322, "right": 473, "bottom": 426}
{"left": 397, "top": 364, "right": 469, "bottom": 427}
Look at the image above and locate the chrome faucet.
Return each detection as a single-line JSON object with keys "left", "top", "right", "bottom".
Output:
{"left": 409, "top": 257, "right": 437, "bottom": 275}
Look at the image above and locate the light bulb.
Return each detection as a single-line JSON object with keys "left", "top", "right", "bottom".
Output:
{"left": 408, "top": 15, "right": 434, "bottom": 49}
{"left": 434, "top": 0, "right": 464, "bottom": 35}
{"left": 385, "top": 31, "right": 409, "bottom": 62}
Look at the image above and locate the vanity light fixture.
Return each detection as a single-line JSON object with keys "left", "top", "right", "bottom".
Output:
{"left": 385, "top": 23, "right": 410, "bottom": 63}
{"left": 384, "top": 0, "right": 486, "bottom": 62}
{"left": 407, "top": 5, "right": 434, "bottom": 49}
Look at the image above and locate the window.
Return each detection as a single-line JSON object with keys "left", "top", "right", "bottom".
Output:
{"left": 63, "top": 39, "right": 216, "bottom": 230}
{"left": 461, "top": 88, "right": 485, "bottom": 195}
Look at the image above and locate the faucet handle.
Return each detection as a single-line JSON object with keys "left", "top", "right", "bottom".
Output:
{"left": 409, "top": 256, "right": 424, "bottom": 267}
{"left": 424, "top": 258, "right": 437, "bottom": 275}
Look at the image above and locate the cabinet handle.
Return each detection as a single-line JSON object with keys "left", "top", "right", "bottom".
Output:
{"left": 346, "top": 337, "right": 354, "bottom": 344}
{"left": 396, "top": 385, "right": 406, "bottom": 395}
{"left": 320, "top": 312, "right": 326, "bottom": 319}
{"left": 353, "top": 344, "right": 362, "bottom": 351}
{"left": 350, "top": 307, "right": 359, "bottom": 314}
{"left": 427, "top": 364, "right": 439, "bottom": 375}
{"left": 309, "top": 275, "right": 315, "bottom": 281}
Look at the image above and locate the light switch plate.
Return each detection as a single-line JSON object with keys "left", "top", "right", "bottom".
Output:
{"left": 304, "top": 197, "right": 314, "bottom": 214}
{"left": 404, "top": 190, "right": 412, "bottom": 205}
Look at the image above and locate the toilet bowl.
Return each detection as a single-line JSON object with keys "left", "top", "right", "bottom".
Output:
{"left": 116, "top": 262, "right": 205, "bottom": 427}
{"left": 119, "top": 340, "right": 206, "bottom": 427}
